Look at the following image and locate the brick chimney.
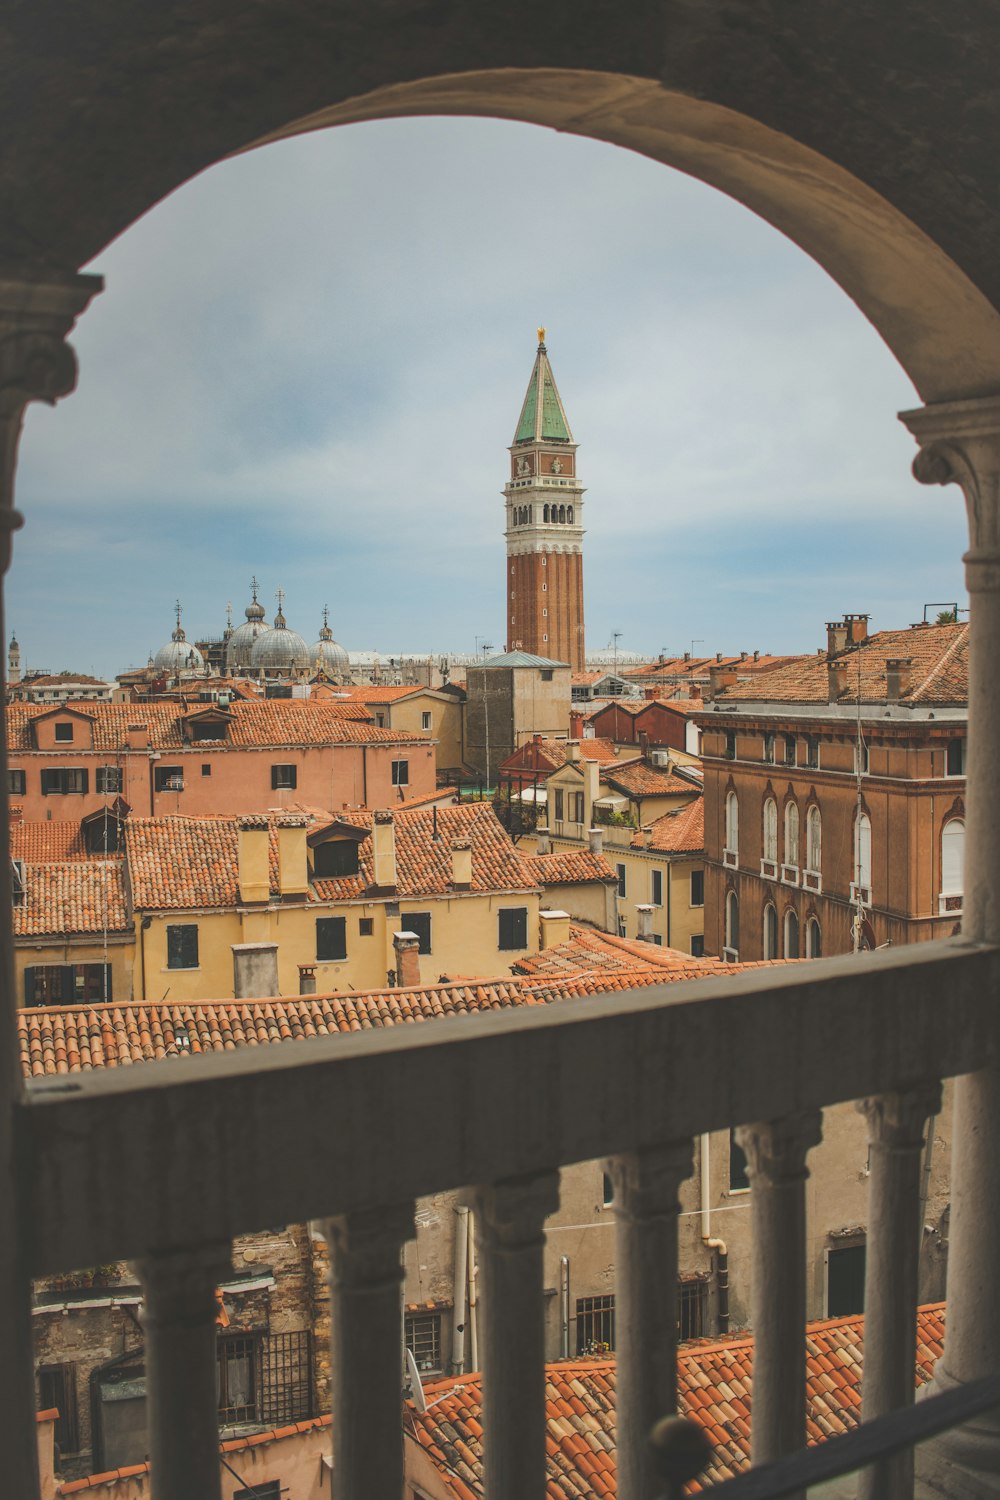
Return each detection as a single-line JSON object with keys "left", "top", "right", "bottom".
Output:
{"left": 826, "top": 620, "right": 849, "bottom": 657}
{"left": 393, "top": 931, "right": 421, "bottom": 987}
{"left": 570, "top": 710, "right": 584, "bottom": 738}
{"left": 238, "top": 817, "right": 270, "bottom": 905}
{"left": 126, "top": 722, "right": 149, "bottom": 751}
{"left": 885, "top": 657, "right": 914, "bottom": 703}
{"left": 372, "top": 810, "right": 397, "bottom": 890}
{"left": 828, "top": 659, "right": 850, "bottom": 702}
{"left": 566, "top": 743, "right": 581, "bottom": 763}
{"left": 451, "top": 838, "right": 473, "bottom": 890}
{"left": 539, "top": 909, "right": 571, "bottom": 949}
{"left": 707, "top": 665, "right": 738, "bottom": 700}
{"left": 536, "top": 825, "right": 551, "bottom": 854}
{"left": 753, "top": 650, "right": 760, "bottom": 663}
{"left": 845, "top": 613, "right": 869, "bottom": 645}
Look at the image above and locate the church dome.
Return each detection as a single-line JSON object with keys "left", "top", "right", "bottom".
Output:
{"left": 310, "top": 607, "right": 350, "bottom": 678}
{"left": 251, "top": 598, "right": 311, "bottom": 674}
{"left": 153, "top": 605, "right": 204, "bottom": 674}
{"left": 226, "top": 581, "right": 269, "bottom": 672}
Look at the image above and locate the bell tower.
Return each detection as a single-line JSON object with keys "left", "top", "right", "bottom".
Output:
{"left": 504, "top": 331, "right": 586, "bottom": 670}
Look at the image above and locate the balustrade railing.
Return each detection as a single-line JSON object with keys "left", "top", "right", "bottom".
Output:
{"left": 5, "top": 936, "right": 998, "bottom": 1498}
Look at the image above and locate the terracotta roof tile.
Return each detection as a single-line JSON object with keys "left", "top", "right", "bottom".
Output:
{"left": 410, "top": 1306, "right": 947, "bottom": 1496}
{"left": 13, "top": 860, "right": 127, "bottom": 937}
{"left": 629, "top": 800, "right": 705, "bottom": 854}
{"left": 11, "top": 821, "right": 89, "bottom": 862}
{"left": 601, "top": 763, "right": 701, "bottom": 799}
{"left": 532, "top": 850, "right": 618, "bottom": 886}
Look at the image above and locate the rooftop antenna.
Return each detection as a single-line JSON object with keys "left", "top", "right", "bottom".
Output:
{"left": 611, "top": 630, "right": 622, "bottom": 678}
{"left": 922, "top": 601, "right": 964, "bottom": 623}
{"left": 690, "top": 639, "right": 704, "bottom": 658}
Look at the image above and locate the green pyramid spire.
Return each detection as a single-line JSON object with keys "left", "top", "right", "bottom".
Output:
{"left": 513, "top": 331, "right": 574, "bottom": 445}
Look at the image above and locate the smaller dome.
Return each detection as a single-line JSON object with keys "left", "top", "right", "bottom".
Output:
{"left": 311, "top": 607, "right": 350, "bottom": 678}
{"left": 154, "top": 604, "right": 204, "bottom": 674}
{"left": 251, "top": 595, "right": 311, "bottom": 674}
{"left": 227, "top": 579, "right": 270, "bottom": 672}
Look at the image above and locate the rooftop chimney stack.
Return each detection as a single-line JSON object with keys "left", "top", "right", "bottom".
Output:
{"left": 826, "top": 620, "right": 849, "bottom": 657}
{"left": 393, "top": 931, "right": 421, "bottom": 988}
{"left": 636, "top": 904, "right": 655, "bottom": 942}
{"left": 588, "top": 827, "right": 604, "bottom": 855}
{"left": 828, "top": 660, "right": 850, "bottom": 702}
{"left": 707, "top": 665, "right": 738, "bottom": 701}
{"left": 846, "top": 613, "right": 869, "bottom": 645}
{"left": 238, "top": 816, "right": 270, "bottom": 905}
{"left": 372, "top": 810, "right": 397, "bottom": 890}
{"left": 276, "top": 816, "right": 309, "bottom": 900}
{"left": 539, "top": 909, "right": 571, "bottom": 950}
{"left": 451, "top": 838, "right": 473, "bottom": 890}
{"left": 885, "top": 657, "right": 914, "bottom": 703}
{"left": 536, "top": 826, "right": 551, "bottom": 855}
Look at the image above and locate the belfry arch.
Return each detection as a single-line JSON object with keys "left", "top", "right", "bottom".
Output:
{"left": 5, "top": 11, "right": 1000, "bottom": 1498}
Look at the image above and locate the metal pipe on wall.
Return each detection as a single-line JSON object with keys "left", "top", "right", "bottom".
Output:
{"left": 467, "top": 1207, "right": 479, "bottom": 1371}
{"left": 452, "top": 1205, "right": 469, "bottom": 1375}
{"left": 700, "top": 1133, "right": 730, "bottom": 1335}
{"left": 560, "top": 1255, "right": 571, "bottom": 1358}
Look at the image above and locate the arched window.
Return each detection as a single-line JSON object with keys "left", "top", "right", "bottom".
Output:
{"left": 942, "top": 817, "right": 965, "bottom": 895}
{"left": 806, "top": 805, "right": 822, "bottom": 873}
{"left": 854, "top": 811, "right": 872, "bottom": 893}
{"left": 763, "top": 902, "right": 778, "bottom": 959}
{"left": 567, "top": 506, "right": 574, "bottom": 522}
{"left": 725, "top": 891, "right": 740, "bottom": 955}
{"left": 559, "top": 504, "right": 566, "bottom": 523}
{"left": 543, "top": 504, "right": 549, "bottom": 522}
{"left": 763, "top": 797, "right": 777, "bottom": 862}
{"left": 784, "top": 801, "right": 799, "bottom": 867}
{"left": 785, "top": 908, "right": 800, "bottom": 958}
{"left": 725, "top": 792, "right": 739, "bottom": 856}
{"left": 806, "top": 916, "right": 822, "bottom": 958}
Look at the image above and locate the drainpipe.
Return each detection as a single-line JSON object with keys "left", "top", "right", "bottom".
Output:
{"left": 560, "top": 1256, "right": 571, "bottom": 1358}
{"left": 138, "top": 916, "right": 152, "bottom": 1002}
{"left": 452, "top": 1206, "right": 468, "bottom": 1375}
{"left": 918, "top": 1112, "right": 937, "bottom": 1266}
{"left": 467, "top": 1209, "right": 479, "bottom": 1371}
{"left": 700, "top": 1133, "right": 730, "bottom": 1334}
{"left": 666, "top": 860, "right": 672, "bottom": 948}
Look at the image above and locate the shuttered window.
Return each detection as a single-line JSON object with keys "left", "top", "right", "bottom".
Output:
{"left": 316, "top": 917, "right": 347, "bottom": 962}
{"left": 498, "top": 907, "right": 528, "bottom": 951}
{"left": 166, "top": 924, "right": 199, "bottom": 970}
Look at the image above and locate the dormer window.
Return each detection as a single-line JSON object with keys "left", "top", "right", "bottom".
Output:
{"left": 54, "top": 722, "right": 73, "bottom": 743}
{"left": 313, "top": 840, "right": 361, "bottom": 879}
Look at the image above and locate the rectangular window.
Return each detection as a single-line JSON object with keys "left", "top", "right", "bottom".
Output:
{"left": 806, "top": 735, "right": 821, "bottom": 770}
{"left": 602, "top": 1172, "right": 614, "bottom": 1207}
{"left": 316, "top": 916, "right": 347, "bottom": 962}
{"left": 38, "top": 1364, "right": 79, "bottom": 1454}
{"left": 421, "top": 712, "right": 432, "bottom": 731}
{"left": 406, "top": 912, "right": 432, "bottom": 954}
{"left": 729, "top": 1128, "right": 750, "bottom": 1191}
{"left": 570, "top": 791, "right": 585, "bottom": 823}
{"left": 40, "top": 768, "right": 88, "bottom": 795}
{"left": 690, "top": 869, "right": 704, "bottom": 907}
{"left": 359, "top": 917, "right": 374, "bottom": 937}
{"left": 391, "top": 759, "right": 409, "bottom": 787}
{"left": 166, "top": 924, "right": 199, "bottom": 970}
{"left": 616, "top": 863, "right": 627, "bottom": 899}
{"left": 576, "top": 1295, "right": 615, "bottom": 1354}
{"left": 724, "top": 731, "right": 736, "bottom": 760}
{"left": 7, "top": 769, "right": 25, "bottom": 795}
{"left": 784, "top": 734, "right": 797, "bottom": 766}
{"left": 405, "top": 1312, "right": 443, "bottom": 1376}
{"left": 498, "top": 907, "right": 528, "bottom": 951}
{"left": 24, "top": 963, "right": 111, "bottom": 1005}
{"left": 54, "top": 722, "right": 73, "bottom": 743}
{"left": 554, "top": 789, "right": 565, "bottom": 822}
{"left": 763, "top": 732, "right": 775, "bottom": 763}
{"left": 540, "top": 669, "right": 554, "bottom": 682}
{"left": 690, "top": 935, "right": 705, "bottom": 958}
{"left": 651, "top": 869, "right": 663, "bottom": 906}
{"left": 96, "top": 766, "right": 123, "bottom": 794}
{"left": 313, "top": 840, "right": 360, "bottom": 879}
{"left": 154, "top": 764, "right": 184, "bottom": 792}
{"left": 679, "top": 1279, "right": 708, "bottom": 1342}
{"left": 271, "top": 764, "right": 297, "bottom": 790}
{"left": 201, "top": 763, "right": 212, "bottom": 776}
{"left": 946, "top": 737, "right": 967, "bottom": 776}
{"left": 375, "top": 712, "right": 386, "bottom": 728}
{"left": 827, "top": 1243, "right": 867, "bottom": 1318}
{"left": 217, "top": 1333, "right": 257, "bottom": 1425}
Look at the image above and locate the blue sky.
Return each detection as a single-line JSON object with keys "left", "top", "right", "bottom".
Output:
{"left": 10, "top": 116, "right": 968, "bottom": 679}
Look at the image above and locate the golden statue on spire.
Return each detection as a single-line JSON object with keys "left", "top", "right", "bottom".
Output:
{"left": 537, "top": 326, "right": 546, "bottom": 345}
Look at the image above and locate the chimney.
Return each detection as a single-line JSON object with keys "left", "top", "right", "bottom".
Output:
{"left": 582, "top": 758, "right": 600, "bottom": 810}
{"left": 707, "top": 665, "right": 738, "bottom": 700}
{"left": 238, "top": 817, "right": 270, "bottom": 904}
{"left": 690, "top": 683, "right": 702, "bottom": 701}
{"left": 566, "top": 743, "right": 581, "bottom": 763}
{"left": 276, "top": 818, "right": 309, "bottom": 899}
{"left": 636, "top": 904, "right": 655, "bottom": 942}
{"left": 638, "top": 729, "right": 650, "bottom": 755}
{"left": 126, "top": 722, "right": 149, "bottom": 751}
{"left": 640, "top": 823, "right": 654, "bottom": 850}
{"left": 828, "top": 659, "right": 850, "bottom": 702}
{"left": 826, "top": 620, "right": 849, "bottom": 657}
{"left": 753, "top": 650, "right": 760, "bottom": 663}
{"left": 232, "top": 941, "right": 279, "bottom": 998}
{"left": 683, "top": 651, "right": 691, "bottom": 663}
{"left": 451, "top": 838, "right": 473, "bottom": 890}
{"left": 539, "top": 909, "right": 571, "bottom": 949}
{"left": 536, "top": 825, "right": 551, "bottom": 854}
{"left": 885, "top": 657, "right": 914, "bottom": 703}
{"left": 645, "top": 688, "right": 657, "bottom": 701}
{"left": 658, "top": 652, "right": 667, "bottom": 666}
{"left": 570, "top": 710, "right": 584, "bottom": 738}
{"left": 846, "top": 613, "right": 869, "bottom": 645}
{"left": 372, "top": 810, "right": 397, "bottom": 890}
{"left": 9, "top": 804, "right": 22, "bottom": 824}
{"left": 393, "top": 931, "right": 421, "bottom": 987}
{"left": 298, "top": 963, "right": 317, "bottom": 995}
{"left": 588, "top": 827, "right": 604, "bottom": 855}
{"left": 716, "top": 651, "right": 723, "bottom": 663}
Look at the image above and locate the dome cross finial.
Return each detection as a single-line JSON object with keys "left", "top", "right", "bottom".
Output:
{"left": 250, "top": 575, "right": 259, "bottom": 604}
{"left": 323, "top": 604, "right": 330, "bottom": 629}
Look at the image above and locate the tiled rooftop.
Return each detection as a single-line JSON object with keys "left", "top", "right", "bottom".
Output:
{"left": 512, "top": 925, "right": 717, "bottom": 981}
{"left": 503, "top": 739, "right": 625, "bottom": 773}
{"left": 408, "top": 1305, "right": 947, "bottom": 1497}
{"left": 601, "top": 762, "right": 700, "bottom": 799}
{"left": 532, "top": 850, "right": 618, "bottom": 886}
{"left": 6, "top": 699, "right": 424, "bottom": 752}
{"left": 630, "top": 800, "right": 705, "bottom": 854}
{"left": 13, "top": 860, "right": 127, "bottom": 938}
{"left": 715, "top": 624, "right": 969, "bottom": 706}
{"left": 11, "top": 820, "right": 89, "bottom": 862}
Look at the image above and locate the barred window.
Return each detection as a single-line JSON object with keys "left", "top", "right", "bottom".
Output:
{"left": 405, "top": 1312, "right": 443, "bottom": 1374}
{"left": 576, "top": 1295, "right": 615, "bottom": 1355}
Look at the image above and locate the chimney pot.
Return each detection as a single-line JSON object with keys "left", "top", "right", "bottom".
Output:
{"left": 393, "top": 931, "right": 421, "bottom": 988}
{"left": 636, "top": 904, "right": 655, "bottom": 941}
{"left": 885, "top": 657, "right": 914, "bottom": 703}
{"left": 828, "top": 659, "right": 850, "bottom": 702}
{"left": 536, "top": 825, "right": 551, "bottom": 855}
{"left": 588, "top": 826, "right": 604, "bottom": 855}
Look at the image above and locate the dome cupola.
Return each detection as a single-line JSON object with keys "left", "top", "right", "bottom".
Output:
{"left": 153, "top": 602, "right": 204, "bottom": 674}
{"left": 226, "top": 578, "right": 269, "bottom": 672}
{"left": 251, "top": 588, "right": 311, "bottom": 675}
{"left": 311, "top": 606, "right": 350, "bottom": 679}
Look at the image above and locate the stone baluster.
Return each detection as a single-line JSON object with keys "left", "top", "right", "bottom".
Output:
{"left": 137, "top": 1241, "right": 233, "bottom": 1500}
{"left": 473, "top": 1171, "right": 560, "bottom": 1500}
{"left": 604, "top": 1143, "right": 693, "bottom": 1500}
{"left": 857, "top": 1082, "right": 942, "bottom": 1500}
{"left": 0, "top": 268, "right": 102, "bottom": 1498}
{"left": 736, "top": 1111, "right": 822, "bottom": 1492}
{"left": 323, "top": 1202, "right": 415, "bottom": 1500}
{"left": 902, "top": 395, "right": 1000, "bottom": 1496}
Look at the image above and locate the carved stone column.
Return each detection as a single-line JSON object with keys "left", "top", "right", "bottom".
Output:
{"left": 473, "top": 1171, "right": 560, "bottom": 1500}
{"left": 605, "top": 1142, "right": 694, "bottom": 1500}
{"left": 736, "top": 1111, "right": 822, "bottom": 1490}
{"left": 858, "top": 1083, "right": 942, "bottom": 1500}
{"left": 902, "top": 396, "right": 1000, "bottom": 1496}
{"left": 323, "top": 1202, "right": 415, "bottom": 1500}
{"left": 0, "top": 268, "right": 101, "bottom": 1498}
{"left": 138, "top": 1241, "right": 233, "bottom": 1500}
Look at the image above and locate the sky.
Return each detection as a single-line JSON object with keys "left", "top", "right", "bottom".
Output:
{"left": 10, "top": 116, "right": 970, "bottom": 680}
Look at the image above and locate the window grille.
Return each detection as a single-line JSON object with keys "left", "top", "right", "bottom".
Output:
{"left": 678, "top": 1277, "right": 709, "bottom": 1341}
{"left": 217, "top": 1330, "right": 313, "bottom": 1429}
{"left": 96, "top": 766, "right": 123, "bottom": 794}
{"left": 576, "top": 1295, "right": 615, "bottom": 1354}
{"left": 405, "top": 1313, "right": 443, "bottom": 1374}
